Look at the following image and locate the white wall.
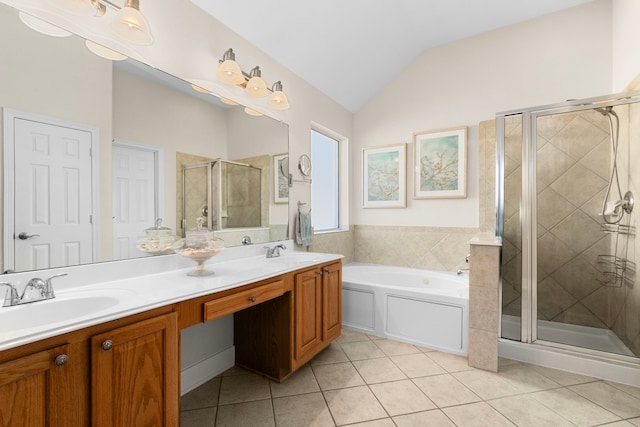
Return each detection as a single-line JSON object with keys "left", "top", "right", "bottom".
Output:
{"left": 353, "top": 0, "right": 613, "bottom": 228}
{"left": 612, "top": 0, "right": 640, "bottom": 91}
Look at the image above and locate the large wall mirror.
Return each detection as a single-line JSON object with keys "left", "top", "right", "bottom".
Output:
{"left": 0, "top": 2, "right": 289, "bottom": 274}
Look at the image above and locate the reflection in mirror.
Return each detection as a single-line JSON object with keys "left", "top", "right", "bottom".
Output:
{"left": 0, "top": 2, "right": 288, "bottom": 273}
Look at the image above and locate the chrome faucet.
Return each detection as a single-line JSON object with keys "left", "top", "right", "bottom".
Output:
{"left": 457, "top": 253, "right": 471, "bottom": 275}
{"left": 0, "top": 283, "right": 19, "bottom": 307}
{"left": 0, "top": 273, "right": 67, "bottom": 307}
{"left": 264, "top": 244, "right": 287, "bottom": 258}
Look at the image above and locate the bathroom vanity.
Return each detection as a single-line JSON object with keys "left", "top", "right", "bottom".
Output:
{"left": 0, "top": 251, "right": 342, "bottom": 426}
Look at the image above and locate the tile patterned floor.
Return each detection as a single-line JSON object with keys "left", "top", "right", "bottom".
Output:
{"left": 180, "top": 329, "right": 640, "bottom": 426}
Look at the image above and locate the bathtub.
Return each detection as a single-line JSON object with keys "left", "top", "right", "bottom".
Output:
{"left": 342, "top": 263, "right": 469, "bottom": 356}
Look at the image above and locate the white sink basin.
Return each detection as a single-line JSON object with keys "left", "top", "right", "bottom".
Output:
{"left": 267, "top": 252, "right": 321, "bottom": 264}
{"left": 0, "top": 289, "right": 134, "bottom": 333}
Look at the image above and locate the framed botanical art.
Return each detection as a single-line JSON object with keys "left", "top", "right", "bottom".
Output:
{"left": 362, "top": 143, "right": 406, "bottom": 208}
{"left": 413, "top": 127, "right": 467, "bottom": 199}
{"left": 273, "top": 153, "right": 289, "bottom": 203}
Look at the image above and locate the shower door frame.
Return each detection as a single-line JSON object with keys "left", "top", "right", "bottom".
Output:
{"left": 497, "top": 90, "right": 640, "bottom": 360}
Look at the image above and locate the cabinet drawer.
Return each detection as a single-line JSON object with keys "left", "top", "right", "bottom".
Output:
{"left": 204, "top": 280, "right": 285, "bottom": 322}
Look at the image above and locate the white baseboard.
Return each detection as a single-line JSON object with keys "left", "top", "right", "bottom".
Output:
{"left": 180, "top": 346, "right": 235, "bottom": 395}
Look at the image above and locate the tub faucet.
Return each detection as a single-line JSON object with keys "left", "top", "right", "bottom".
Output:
{"left": 265, "top": 244, "right": 287, "bottom": 258}
{"left": 457, "top": 253, "right": 471, "bottom": 275}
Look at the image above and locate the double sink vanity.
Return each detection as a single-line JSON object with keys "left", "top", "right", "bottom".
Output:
{"left": 0, "top": 243, "right": 342, "bottom": 426}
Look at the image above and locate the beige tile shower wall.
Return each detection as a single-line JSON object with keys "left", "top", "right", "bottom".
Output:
{"left": 499, "top": 109, "right": 637, "bottom": 335}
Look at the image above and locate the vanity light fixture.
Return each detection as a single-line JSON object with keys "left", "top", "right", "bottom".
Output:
{"left": 19, "top": 6, "right": 129, "bottom": 60}
{"left": 190, "top": 83, "right": 210, "bottom": 94}
{"left": 18, "top": 11, "right": 73, "bottom": 37}
{"left": 269, "top": 81, "right": 290, "bottom": 111}
{"left": 244, "top": 107, "right": 264, "bottom": 117}
{"left": 111, "top": 0, "right": 153, "bottom": 45}
{"left": 216, "top": 48, "right": 291, "bottom": 111}
{"left": 85, "top": 39, "right": 128, "bottom": 60}
{"left": 216, "top": 48, "right": 245, "bottom": 85}
{"left": 245, "top": 66, "right": 269, "bottom": 97}
{"left": 220, "top": 97, "right": 239, "bottom": 106}
{"left": 52, "top": 0, "right": 106, "bottom": 16}
{"left": 50, "top": 0, "right": 153, "bottom": 45}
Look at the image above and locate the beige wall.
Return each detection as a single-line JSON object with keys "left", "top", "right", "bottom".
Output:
{"left": 0, "top": 6, "right": 112, "bottom": 263}
{"left": 352, "top": 0, "right": 612, "bottom": 232}
{"left": 113, "top": 67, "right": 229, "bottom": 238}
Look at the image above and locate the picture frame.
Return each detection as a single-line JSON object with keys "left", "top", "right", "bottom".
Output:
{"left": 362, "top": 143, "right": 406, "bottom": 208}
{"left": 273, "top": 153, "right": 289, "bottom": 204}
{"left": 413, "top": 126, "right": 467, "bottom": 199}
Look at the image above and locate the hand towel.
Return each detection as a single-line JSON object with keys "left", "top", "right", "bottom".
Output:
{"left": 300, "top": 211, "right": 313, "bottom": 246}
{"left": 295, "top": 211, "right": 313, "bottom": 246}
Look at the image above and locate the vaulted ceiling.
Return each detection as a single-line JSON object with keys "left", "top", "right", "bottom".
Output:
{"left": 191, "top": 0, "right": 595, "bottom": 113}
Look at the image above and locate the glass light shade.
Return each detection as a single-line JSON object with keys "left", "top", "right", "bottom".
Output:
{"left": 220, "top": 97, "right": 239, "bottom": 106}
{"left": 217, "top": 60, "right": 244, "bottom": 85}
{"left": 246, "top": 76, "right": 269, "bottom": 97}
{"left": 85, "top": 40, "right": 128, "bottom": 61}
{"left": 244, "top": 107, "right": 263, "bottom": 116}
{"left": 112, "top": 6, "right": 153, "bottom": 45}
{"left": 269, "top": 90, "right": 290, "bottom": 110}
{"left": 19, "top": 12, "right": 73, "bottom": 37}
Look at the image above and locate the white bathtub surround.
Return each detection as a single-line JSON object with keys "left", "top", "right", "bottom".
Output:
{"left": 468, "top": 234, "right": 502, "bottom": 372}
{"left": 341, "top": 263, "right": 469, "bottom": 356}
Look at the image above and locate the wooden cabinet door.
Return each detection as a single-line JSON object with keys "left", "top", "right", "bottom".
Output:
{"left": 322, "top": 262, "right": 342, "bottom": 342}
{"left": 0, "top": 344, "right": 83, "bottom": 427}
{"left": 91, "top": 312, "right": 179, "bottom": 427}
{"left": 294, "top": 269, "right": 323, "bottom": 361}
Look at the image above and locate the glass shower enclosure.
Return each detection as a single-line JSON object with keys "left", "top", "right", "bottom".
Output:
{"left": 182, "top": 160, "right": 262, "bottom": 234}
{"left": 497, "top": 92, "right": 639, "bottom": 359}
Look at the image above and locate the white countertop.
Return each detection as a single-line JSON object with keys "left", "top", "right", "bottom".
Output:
{"left": 0, "top": 243, "right": 342, "bottom": 352}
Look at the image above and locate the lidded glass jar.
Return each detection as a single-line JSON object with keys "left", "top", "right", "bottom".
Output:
{"left": 136, "top": 218, "right": 177, "bottom": 255}
{"left": 173, "top": 217, "right": 225, "bottom": 276}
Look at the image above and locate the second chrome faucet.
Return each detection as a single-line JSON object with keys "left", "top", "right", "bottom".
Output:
{"left": 264, "top": 244, "right": 287, "bottom": 258}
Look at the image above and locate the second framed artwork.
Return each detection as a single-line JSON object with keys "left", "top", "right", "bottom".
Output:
{"left": 362, "top": 143, "right": 406, "bottom": 208}
{"left": 413, "top": 126, "right": 467, "bottom": 199}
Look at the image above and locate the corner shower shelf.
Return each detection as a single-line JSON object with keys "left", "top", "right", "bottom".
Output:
{"left": 600, "top": 223, "right": 635, "bottom": 235}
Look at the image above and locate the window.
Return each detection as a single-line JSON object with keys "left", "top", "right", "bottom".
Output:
{"left": 311, "top": 128, "right": 342, "bottom": 231}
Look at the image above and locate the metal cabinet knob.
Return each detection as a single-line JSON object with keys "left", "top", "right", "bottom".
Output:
{"left": 249, "top": 296, "right": 256, "bottom": 303}
{"left": 316, "top": 271, "right": 323, "bottom": 276}
{"left": 101, "top": 340, "right": 113, "bottom": 351}
{"left": 54, "top": 354, "right": 68, "bottom": 366}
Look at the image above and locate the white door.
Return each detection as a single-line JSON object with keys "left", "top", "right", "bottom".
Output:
{"left": 12, "top": 117, "right": 94, "bottom": 271}
{"left": 112, "top": 142, "right": 158, "bottom": 260}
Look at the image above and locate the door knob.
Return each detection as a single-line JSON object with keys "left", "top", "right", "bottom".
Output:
{"left": 101, "top": 340, "right": 113, "bottom": 351}
{"left": 18, "top": 232, "right": 40, "bottom": 240}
